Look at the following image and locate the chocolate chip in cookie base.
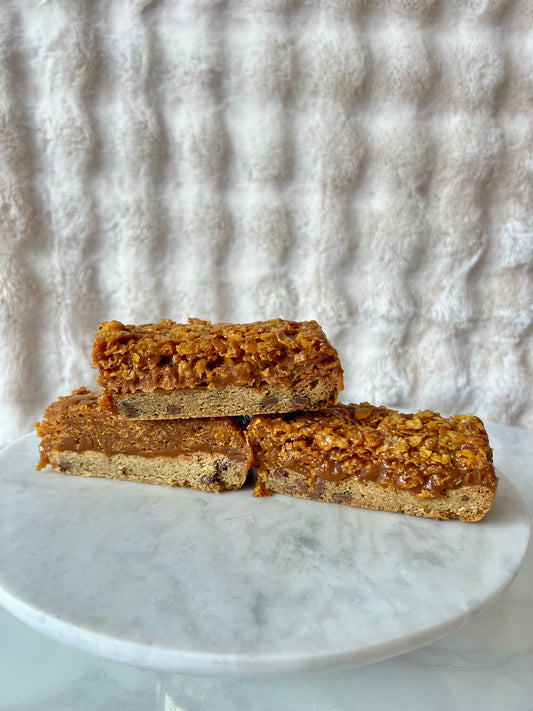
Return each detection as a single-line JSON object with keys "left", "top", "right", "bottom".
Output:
{"left": 112, "top": 381, "right": 338, "bottom": 420}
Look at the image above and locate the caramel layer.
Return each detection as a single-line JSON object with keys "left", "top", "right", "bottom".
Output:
{"left": 36, "top": 388, "right": 252, "bottom": 471}
{"left": 246, "top": 403, "right": 498, "bottom": 499}
{"left": 92, "top": 318, "right": 344, "bottom": 396}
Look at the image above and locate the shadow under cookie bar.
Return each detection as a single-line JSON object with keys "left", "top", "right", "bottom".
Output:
{"left": 36, "top": 388, "right": 252, "bottom": 493}
{"left": 92, "top": 318, "right": 344, "bottom": 419}
{"left": 247, "top": 403, "right": 499, "bottom": 522}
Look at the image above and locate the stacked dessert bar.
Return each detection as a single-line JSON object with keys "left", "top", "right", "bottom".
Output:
{"left": 36, "top": 318, "right": 342, "bottom": 494}
{"left": 36, "top": 318, "right": 498, "bottom": 521}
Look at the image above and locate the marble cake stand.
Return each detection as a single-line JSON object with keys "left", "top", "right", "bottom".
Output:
{"left": 0, "top": 433, "right": 528, "bottom": 676}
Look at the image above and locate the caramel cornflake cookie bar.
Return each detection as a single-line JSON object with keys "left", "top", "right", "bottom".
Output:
{"left": 247, "top": 403, "right": 498, "bottom": 521}
{"left": 92, "top": 318, "right": 344, "bottom": 420}
{"left": 36, "top": 388, "right": 252, "bottom": 492}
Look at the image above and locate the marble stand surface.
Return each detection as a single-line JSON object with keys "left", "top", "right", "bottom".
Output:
{"left": 0, "top": 421, "right": 532, "bottom": 710}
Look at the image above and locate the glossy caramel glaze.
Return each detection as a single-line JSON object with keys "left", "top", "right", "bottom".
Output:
{"left": 247, "top": 403, "right": 498, "bottom": 499}
{"left": 36, "top": 388, "right": 252, "bottom": 470}
{"left": 92, "top": 318, "right": 343, "bottom": 396}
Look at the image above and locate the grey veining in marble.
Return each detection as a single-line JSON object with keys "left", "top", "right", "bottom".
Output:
{"left": 0, "top": 433, "right": 528, "bottom": 676}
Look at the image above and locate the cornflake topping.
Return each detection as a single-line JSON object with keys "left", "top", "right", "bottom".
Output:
{"left": 92, "top": 318, "right": 344, "bottom": 395}
{"left": 247, "top": 403, "right": 497, "bottom": 498}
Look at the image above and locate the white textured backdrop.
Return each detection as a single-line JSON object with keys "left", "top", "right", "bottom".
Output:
{"left": 1, "top": 0, "right": 532, "bottom": 442}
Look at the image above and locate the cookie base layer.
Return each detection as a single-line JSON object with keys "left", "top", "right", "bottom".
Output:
{"left": 113, "top": 381, "right": 337, "bottom": 420}
{"left": 47, "top": 450, "right": 248, "bottom": 493}
{"left": 254, "top": 468, "right": 497, "bottom": 522}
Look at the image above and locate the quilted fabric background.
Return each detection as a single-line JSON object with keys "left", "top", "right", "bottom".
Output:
{"left": 0, "top": 0, "right": 532, "bottom": 442}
